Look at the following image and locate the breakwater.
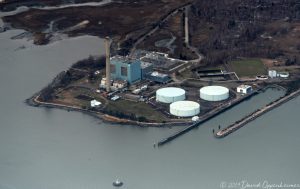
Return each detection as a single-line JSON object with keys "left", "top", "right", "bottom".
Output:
{"left": 215, "top": 88, "right": 300, "bottom": 138}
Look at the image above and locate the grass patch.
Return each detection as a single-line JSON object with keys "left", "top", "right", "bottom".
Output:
{"left": 229, "top": 59, "right": 266, "bottom": 77}
{"left": 106, "top": 99, "right": 167, "bottom": 122}
{"left": 55, "top": 87, "right": 106, "bottom": 108}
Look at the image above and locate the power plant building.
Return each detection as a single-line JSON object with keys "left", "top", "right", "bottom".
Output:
{"left": 170, "top": 101, "right": 200, "bottom": 117}
{"left": 110, "top": 55, "right": 141, "bottom": 84}
{"left": 145, "top": 71, "right": 171, "bottom": 83}
{"left": 156, "top": 87, "right": 186, "bottom": 103}
{"left": 141, "top": 61, "right": 153, "bottom": 79}
{"left": 200, "top": 86, "right": 229, "bottom": 101}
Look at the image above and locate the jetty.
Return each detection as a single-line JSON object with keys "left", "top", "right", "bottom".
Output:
{"left": 215, "top": 89, "right": 300, "bottom": 138}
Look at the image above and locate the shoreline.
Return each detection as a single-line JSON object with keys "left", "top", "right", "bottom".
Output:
{"left": 25, "top": 91, "right": 193, "bottom": 128}
{"left": 25, "top": 70, "right": 293, "bottom": 129}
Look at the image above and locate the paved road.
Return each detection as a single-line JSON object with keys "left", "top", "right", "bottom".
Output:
{"left": 129, "top": 4, "right": 190, "bottom": 55}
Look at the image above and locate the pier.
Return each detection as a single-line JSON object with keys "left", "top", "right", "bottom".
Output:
{"left": 157, "top": 91, "right": 259, "bottom": 146}
{"left": 215, "top": 89, "right": 300, "bottom": 138}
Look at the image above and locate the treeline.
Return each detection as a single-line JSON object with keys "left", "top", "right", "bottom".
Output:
{"left": 38, "top": 71, "right": 66, "bottom": 102}
{"left": 189, "top": 0, "right": 300, "bottom": 66}
{"left": 285, "top": 56, "right": 299, "bottom": 66}
{"left": 193, "top": 0, "right": 300, "bottom": 22}
{"left": 72, "top": 55, "right": 106, "bottom": 70}
{"left": 39, "top": 55, "right": 106, "bottom": 102}
{"left": 102, "top": 109, "right": 148, "bottom": 122}
{"left": 39, "top": 70, "right": 85, "bottom": 102}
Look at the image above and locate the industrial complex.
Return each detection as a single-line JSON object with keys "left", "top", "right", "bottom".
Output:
{"left": 13, "top": 0, "right": 298, "bottom": 151}
{"left": 28, "top": 32, "right": 300, "bottom": 128}
{"left": 92, "top": 37, "right": 245, "bottom": 122}
{"left": 27, "top": 30, "right": 300, "bottom": 131}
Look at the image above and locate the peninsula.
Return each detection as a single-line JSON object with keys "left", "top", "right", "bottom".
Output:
{"left": 2, "top": 0, "right": 300, "bottom": 134}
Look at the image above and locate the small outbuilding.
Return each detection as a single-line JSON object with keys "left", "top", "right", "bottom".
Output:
{"left": 192, "top": 116, "right": 200, "bottom": 122}
{"left": 237, "top": 85, "right": 252, "bottom": 94}
{"left": 268, "top": 70, "right": 277, "bottom": 78}
{"left": 90, "top": 100, "right": 101, "bottom": 107}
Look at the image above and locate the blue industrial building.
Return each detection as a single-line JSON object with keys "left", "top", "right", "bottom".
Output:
{"left": 110, "top": 56, "right": 141, "bottom": 84}
{"left": 141, "top": 61, "right": 153, "bottom": 79}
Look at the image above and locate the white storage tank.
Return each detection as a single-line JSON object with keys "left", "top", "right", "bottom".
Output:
{"left": 200, "top": 86, "right": 229, "bottom": 101}
{"left": 278, "top": 72, "right": 289, "bottom": 78}
{"left": 156, "top": 87, "right": 186, "bottom": 103}
{"left": 170, "top": 101, "right": 200, "bottom": 117}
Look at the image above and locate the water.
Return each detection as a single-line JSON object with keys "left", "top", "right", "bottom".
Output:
{"left": 0, "top": 0, "right": 112, "bottom": 29}
{"left": 0, "top": 0, "right": 112, "bottom": 14}
{"left": 1, "top": 28, "right": 300, "bottom": 189}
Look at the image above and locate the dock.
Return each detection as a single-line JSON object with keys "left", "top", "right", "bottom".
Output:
{"left": 215, "top": 89, "right": 300, "bottom": 138}
{"left": 157, "top": 91, "right": 259, "bottom": 146}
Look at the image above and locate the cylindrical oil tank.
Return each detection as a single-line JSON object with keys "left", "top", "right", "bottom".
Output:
{"left": 200, "top": 86, "right": 229, "bottom": 101}
{"left": 170, "top": 101, "right": 200, "bottom": 117}
{"left": 156, "top": 87, "right": 186, "bottom": 103}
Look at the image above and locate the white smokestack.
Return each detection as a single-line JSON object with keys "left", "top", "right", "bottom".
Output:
{"left": 105, "top": 36, "right": 111, "bottom": 92}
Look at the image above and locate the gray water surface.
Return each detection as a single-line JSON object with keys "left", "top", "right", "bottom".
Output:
{"left": 0, "top": 29, "right": 300, "bottom": 189}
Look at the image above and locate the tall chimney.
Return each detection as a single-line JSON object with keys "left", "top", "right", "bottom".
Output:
{"left": 105, "top": 36, "right": 111, "bottom": 92}
{"left": 184, "top": 7, "right": 189, "bottom": 45}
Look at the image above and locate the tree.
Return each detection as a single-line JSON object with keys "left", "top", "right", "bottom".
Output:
{"left": 138, "top": 116, "right": 147, "bottom": 122}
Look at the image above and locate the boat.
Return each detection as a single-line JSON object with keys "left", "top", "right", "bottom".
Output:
{"left": 113, "top": 179, "right": 123, "bottom": 187}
